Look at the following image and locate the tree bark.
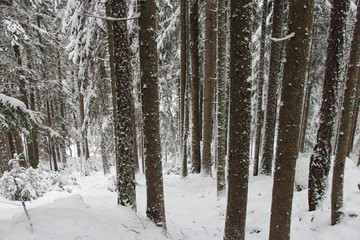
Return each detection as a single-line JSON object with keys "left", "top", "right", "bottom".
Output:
{"left": 308, "top": 0, "right": 349, "bottom": 212}
{"left": 347, "top": 68, "right": 360, "bottom": 155}
{"left": 261, "top": 0, "right": 285, "bottom": 175}
{"left": 269, "top": 0, "right": 315, "bottom": 239}
{"left": 331, "top": 0, "right": 359, "bottom": 225}
{"left": 105, "top": 0, "right": 119, "bottom": 171}
{"left": 223, "top": 0, "right": 252, "bottom": 239}
{"left": 298, "top": 24, "right": 315, "bottom": 154}
{"left": 216, "top": 0, "right": 227, "bottom": 198}
{"left": 253, "top": 0, "right": 267, "bottom": 176}
{"left": 202, "top": 0, "right": 217, "bottom": 176}
{"left": 180, "top": 0, "right": 187, "bottom": 177}
{"left": 190, "top": 0, "right": 201, "bottom": 174}
{"left": 112, "top": 0, "right": 136, "bottom": 209}
{"left": 139, "top": 0, "right": 166, "bottom": 228}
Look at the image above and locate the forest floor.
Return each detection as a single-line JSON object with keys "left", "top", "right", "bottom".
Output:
{"left": 0, "top": 154, "right": 359, "bottom": 240}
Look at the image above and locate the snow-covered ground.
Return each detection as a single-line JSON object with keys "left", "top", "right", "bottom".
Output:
{"left": 0, "top": 154, "right": 359, "bottom": 240}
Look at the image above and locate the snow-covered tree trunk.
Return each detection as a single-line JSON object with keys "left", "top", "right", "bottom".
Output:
{"left": 112, "top": 0, "right": 136, "bottom": 209}
{"left": 269, "top": 0, "right": 315, "bottom": 239}
{"left": 308, "top": 0, "right": 349, "bottom": 212}
{"left": 216, "top": 0, "right": 227, "bottom": 198}
{"left": 223, "top": 0, "right": 252, "bottom": 239}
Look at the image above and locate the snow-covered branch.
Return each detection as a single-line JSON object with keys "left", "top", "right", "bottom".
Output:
{"left": 270, "top": 32, "right": 295, "bottom": 42}
{"left": 74, "top": 11, "right": 140, "bottom": 21}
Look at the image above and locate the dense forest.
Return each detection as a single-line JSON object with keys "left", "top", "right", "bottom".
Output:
{"left": 1, "top": 0, "right": 360, "bottom": 239}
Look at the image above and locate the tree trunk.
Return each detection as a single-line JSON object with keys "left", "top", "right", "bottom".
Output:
{"left": 101, "top": 132, "right": 110, "bottom": 175}
{"left": 253, "top": 0, "right": 267, "bottom": 176}
{"left": 223, "top": 0, "right": 252, "bottom": 239}
{"left": 139, "top": 0, "right": 166, "bottom": 228}
{"left": 202, "top": 0, "right": 217, "bottom": 176}
{"left": 112, "top": 0, "right": 136, "bottom": 209}
{"left": 269, "top": 0, "right": 314, "bottom": 239}
{"left": 298, "top": 25, "right": 315, "bottom": 154}
{"left": 331, "top": 0, "right": 359, "bottom": 225}
{"left": 105, "top": 0, "right": 119, "bottom": 170}
{"left": 216, "top": 0, "right": 227, "bottom": 198}
{"left": 308, "top": 0, "right": 349, "bottom": 212}
{"left": 180, "top": 0, "right": 187, "bottom": 177}
{"left": 190, "top": 0, "right": 201, "bottom": 174}
{"left": 261, "top": 0, "right": 285, "bottom": 176}
{"left": 347, "top": 69, "right": 360, "bottom": 155}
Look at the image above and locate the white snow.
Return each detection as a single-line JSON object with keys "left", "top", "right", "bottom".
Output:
{"left": 0, "top": 155, "right": 359, "bottom": 240}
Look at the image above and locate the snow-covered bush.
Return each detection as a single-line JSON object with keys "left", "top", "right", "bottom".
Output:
{"left": 0, "top": 158, "right": 78, "bottom": 201}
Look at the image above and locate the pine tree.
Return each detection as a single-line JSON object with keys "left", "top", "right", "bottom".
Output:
{"left": 308, "top": 0, "right": 349, "bottom": 211}
{"left": 331, "top": 0, "right": 360, "bottom": 225}
{"left": 139, "top": 0, "right": 166, "bottom": 228}
{"left": 269, "top": 0, "right": 315, "bottom": 239}
{"left": 223, "top": 0, "right": 252, "bottom": 238}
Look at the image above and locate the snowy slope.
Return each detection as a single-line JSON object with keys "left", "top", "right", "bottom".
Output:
{"left": 0, "top": 155, "right": 359, "bottom": 240}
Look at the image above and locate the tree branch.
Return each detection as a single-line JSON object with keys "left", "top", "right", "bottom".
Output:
{"left": 74, "top": 11, "right": 140, "bottom": 21}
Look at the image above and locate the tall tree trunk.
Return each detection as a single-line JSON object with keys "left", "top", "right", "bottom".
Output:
{"left": 216, "top": 0, "right": 227, "bottom": 198}
{"left": 269, "top": 0, "right": 314, "bottom": 239}
{"left": 223, "top": 0, "right": 252, "bottom": 239}
{"left": 13, "top": 44, "right": 27, "bottom": 167}
{"left": 261, "top": 0, "right": 285, "bottom": 175}
{"left": 202, "top": 0, "right": 217, "bottom": 175}
{"left": 331, "top": 0, "right": 359, "bottom": 225}
{"left": 190, "top": 0, "right": 201, "bottom": 174}
{"left": 180, "top": 0, "right": 187, "bottom": 177}
{"left": 253, "top": 0, "right": 267, "bottom": 176}
{"left": 26, "top": 49, "right": 39, "bottom": 168}
{"left": 139, "top": 0, "right": 166, "bottom": 228}
{"left": 112, "top": 0, "right": 136, "bottom": 209}
{"left": 308, "top": 0, "right": 349, "bottom": 212}
{"left": 298, "top": 24, "right": 315, "bottom": 154}
{"left": 105, "top": 0, "right": 119, "bottom": 170}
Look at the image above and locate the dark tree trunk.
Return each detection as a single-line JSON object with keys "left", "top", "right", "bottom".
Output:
{"left": 201, "top": 0, "right": 217, "bottom": 176}
{"left": 190, "top": 0, "right": 201, "bottom": 174}
{"left": 269, "top": 0, "right": 315, "bottom": 239}
{"left": 223, "top": 0, "right": 252, "bottom": 239}
{"left": 216, "top": 0, "right": 227, "bottom": 198}
{"left": 139, "top": 0, "right": 166, "bottom": 229}
{"left": 180, "top": 0, "right": 187, "bottom": 177}
{"left": 331, "top": 0, "right": 359, "bottom": 225}
{"left": 261, "top": 0, "right": 285, "bottom": 176}
{"left": 253, "top": 0, "right": 267, "bottom": 176}
{"left": 308, "top": 0, "right": 349, "bottom": 212}
{"left": 347, "top": 69, "right": 360, "bottom": 155}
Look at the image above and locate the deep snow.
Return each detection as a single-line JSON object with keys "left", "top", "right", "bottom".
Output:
{"left": 0, "top": 154, "right": 359, "bottom": 240}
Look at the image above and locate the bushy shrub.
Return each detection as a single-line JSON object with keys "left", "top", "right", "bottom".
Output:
{"left": 0, "top": 157, "right": 78, "bottom": 201}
